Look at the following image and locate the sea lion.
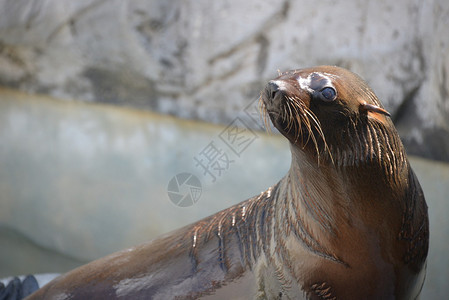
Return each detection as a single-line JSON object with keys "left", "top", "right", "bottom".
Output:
{"left": 25, "top": 66, "right": 428, "bottom": 300}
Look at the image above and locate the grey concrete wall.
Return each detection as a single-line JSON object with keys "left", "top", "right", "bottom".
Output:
{"left": 0, "top": 0, "right": 448, "bottom": 161}
{"left": 0, "top": 89, "right": 447, "bottom": 298}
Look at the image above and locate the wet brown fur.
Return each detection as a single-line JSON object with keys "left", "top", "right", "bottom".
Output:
{"left": 27, "top": 66, "right": 428, "bottom": 300}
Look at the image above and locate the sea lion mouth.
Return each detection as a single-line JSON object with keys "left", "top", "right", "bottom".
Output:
{"left": 259, "top": 78, "right": 331, "bottom": 161}
{"left": 260, "top": 79, "right": 307, "bottom": 135}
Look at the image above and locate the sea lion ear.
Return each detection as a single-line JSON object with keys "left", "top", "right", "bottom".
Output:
{"left": 359, "top": 102, "right": 391, "bottom": 117}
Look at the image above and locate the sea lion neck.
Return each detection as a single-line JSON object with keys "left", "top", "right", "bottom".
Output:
{"left": 283, "top": 143, "right": 349, "bottom": 234}
{"left": 283, "top": 136, "right": 410, "bottom": 237}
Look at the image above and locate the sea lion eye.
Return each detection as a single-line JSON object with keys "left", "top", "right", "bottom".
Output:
{"left": 319, "top": 87, "right": 337, "bottom": 102}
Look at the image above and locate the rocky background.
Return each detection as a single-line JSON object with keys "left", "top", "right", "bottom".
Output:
{"left": 0, "top": 0, "right": 448, "bottom": 161}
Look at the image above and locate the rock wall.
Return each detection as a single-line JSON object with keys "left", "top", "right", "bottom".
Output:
{"left": 0, "top": 0, "right": 448, "bottom": 160}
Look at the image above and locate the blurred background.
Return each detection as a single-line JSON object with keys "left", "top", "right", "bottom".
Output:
{"left": 0, "top": 0, "right": 448, "bottom": 298}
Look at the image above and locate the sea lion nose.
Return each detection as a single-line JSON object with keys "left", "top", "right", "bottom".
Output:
{"left": 267, "top": 80, "right": 280, "bottom": 100}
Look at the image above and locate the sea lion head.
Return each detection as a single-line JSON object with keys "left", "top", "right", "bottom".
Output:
{"left": 260, "top": 65, "right": 400, "bottom": 167}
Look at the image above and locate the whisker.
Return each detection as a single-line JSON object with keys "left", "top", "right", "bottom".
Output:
{"left": 262, "top": 92, "right": 336, "bottom": 165}
{"left": 258, "top": 97, "right": 271, "bottom": 133}
{"left": 298, "top": 107, "right": 334, "bottom": 164}
{"left": 290, "top": 101, "right": 303, "bottom": 144}
{"left": 300, "top": 108, "right": 313, "bottom": 149}
{"left": 287, "top": 97, "right": 309, "bottom": 148}
{"left": 284, "top": 103, "right": 293, "bottom": 132}
{"left": 303, "top": 110, "right": 321, "bottom": 163}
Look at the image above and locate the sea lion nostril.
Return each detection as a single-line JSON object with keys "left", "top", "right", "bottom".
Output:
{"left": 267, "top": 81, "right": 280, "bottom": 99}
